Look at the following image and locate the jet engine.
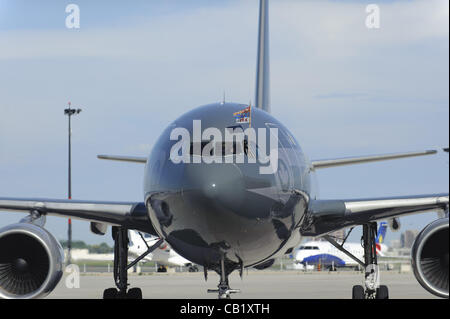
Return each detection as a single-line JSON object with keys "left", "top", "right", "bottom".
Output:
{"left": 0, "top": 223, "right": 64, "bottom": 299}
{"left": 411, "top": 218, "right": 449, "bottom": 298}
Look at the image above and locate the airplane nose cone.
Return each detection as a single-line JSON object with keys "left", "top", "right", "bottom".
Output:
{"left": 184, "top": 163, "right": 246, "bottom": 211}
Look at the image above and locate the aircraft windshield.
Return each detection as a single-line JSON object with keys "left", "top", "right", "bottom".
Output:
{"left": 299, "top": 246, "right": 319, "bottom": 250}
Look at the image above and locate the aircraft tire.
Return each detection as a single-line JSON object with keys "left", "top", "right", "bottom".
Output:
{"left": 376, "top": 285, "right": 389, "bottom": 299}
{"left": 157, "top": 266, "right": 168, "bottom": 273}
{"left": 127, "top": 288, "right": 143, "bottom": 299}
{"left": 189, "top": 266, "right": 199, "bottom": 272}
{"left": 103, "top": 288, "right": 118, "bottom": 299}
{"left": 352, "top": 285, "right": 365, "bottom": 299}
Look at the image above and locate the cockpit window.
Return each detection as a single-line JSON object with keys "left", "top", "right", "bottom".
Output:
{"left": 265, "top": 123, "right": 295, "bottom": 149}
{"left": 190, "top": 142, "right": 212, "bottom": 156}
{"left": 187, "top": 124, "right": 257, "bottom": 159}
{"left": 299, "top": 246, "right": 319, "bottom": 250}
{"left": 190, "top": 141, "right": 245, "bottom": 157}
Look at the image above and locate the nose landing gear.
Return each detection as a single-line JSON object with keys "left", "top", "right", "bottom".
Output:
{"left": 207, "top": 257, "right": 240, "bottom": 299}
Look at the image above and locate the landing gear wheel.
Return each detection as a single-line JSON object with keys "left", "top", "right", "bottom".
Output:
{"left": 352, "top": 285, "right": 365, "bottom": 299}
{"left": 157, "top": 265, "right": 167, "bottom": 273}
{"left": 219, "top": 292, "right": 231, "bottom": 299}
{"left": 189, "top": 265, "right": 199, "bottom": 272}
{"left": 127, "top": 288, "right": 143, "bottom": 299}
{"left": 376, "top": 285, "right": 389, "bottom": 299}
{"left": 103, "top": 288, "right": 118, "bottom": 299}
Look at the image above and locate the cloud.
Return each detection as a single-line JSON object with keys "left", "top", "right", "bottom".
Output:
{"left": 0, "top": 0, "right": 448, "bottom": 157}
{"left": 314, "top": 92, "right": 370, "bottom": 99}
{"left": 272, "top": 0, "right": 449, "bottom": 56}
{"left": 0, "top": 1, "right": 448, "bottom": 243}
{"left": 0, "top": 0, "right": 448, "bottom": 60}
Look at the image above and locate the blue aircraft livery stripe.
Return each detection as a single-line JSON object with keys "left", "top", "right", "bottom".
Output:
{"left": 302, "top": 254, "right": 346, "bottom": 267}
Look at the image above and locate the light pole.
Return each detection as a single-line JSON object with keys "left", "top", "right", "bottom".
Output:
{"left": 64, "top": 102, "right": 82, "bottom": 265}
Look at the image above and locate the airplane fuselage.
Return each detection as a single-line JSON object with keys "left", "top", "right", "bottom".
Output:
{"left": 144, "top": 103, "right": 315, "bottom": 273}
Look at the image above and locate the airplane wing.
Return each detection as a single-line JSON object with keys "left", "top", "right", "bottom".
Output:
{"left": 97, "top": 149, "right": 443, "bottom": 167}
{"left": 0, "top": 197, "right": 158, "bottom": 236}
{"left": 97, "top": 155, "right": 147, "bottom": 164}
{"left": 310, "top": 150, "right": 438, "bottom": 170}
{"left": 301, "top": 194, "right": 449, "bottom": 236}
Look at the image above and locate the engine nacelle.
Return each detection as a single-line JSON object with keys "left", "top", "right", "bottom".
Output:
{"left": 411, "top": 218, "right": 449, "bottom": 298}
{"left": 0, "top": 223, "right": 64, "bottom": 299}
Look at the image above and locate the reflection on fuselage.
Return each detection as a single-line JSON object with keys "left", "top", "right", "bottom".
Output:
{"left": 144, "top": 103, "right": 314, "bottom": 273}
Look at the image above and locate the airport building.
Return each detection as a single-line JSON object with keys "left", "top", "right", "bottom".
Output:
{"left": 401, "top": 230, "right": 419, "bottom": 249}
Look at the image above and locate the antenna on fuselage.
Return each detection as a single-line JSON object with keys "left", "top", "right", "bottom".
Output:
{"left": 254, "top": 0, "right": 271, "bottom": 113}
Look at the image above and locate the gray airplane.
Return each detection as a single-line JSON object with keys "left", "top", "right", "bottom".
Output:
{"left": 0, "top": 0, "right": 448, "bottom": 299}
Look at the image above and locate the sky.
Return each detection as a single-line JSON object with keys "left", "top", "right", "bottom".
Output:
{"left": 0, "top": 0, "right": 448, "bottom": 247}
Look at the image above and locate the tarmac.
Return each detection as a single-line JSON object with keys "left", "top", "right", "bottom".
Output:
{"left": 48, "top": 270, "right": 437, "bottom": 299}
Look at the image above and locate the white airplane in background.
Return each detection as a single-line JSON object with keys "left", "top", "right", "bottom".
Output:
{"left": 69, "top": 231, "right": 199, "bottom": 272}
{"left": 128, "top": 231, "right": 199, "bottom": 272}
{"left": 294, "top": 222, "right": 389, "bottom": 270}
